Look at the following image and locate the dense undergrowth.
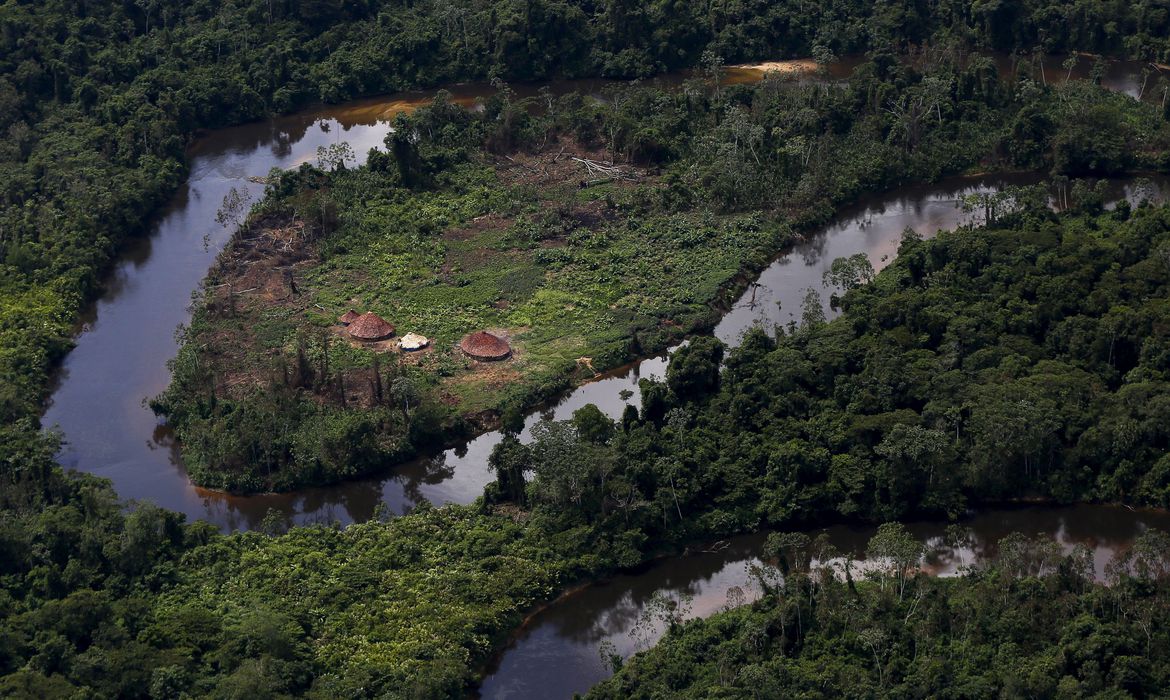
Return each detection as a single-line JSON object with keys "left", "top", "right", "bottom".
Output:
{"left": 589, "top": 526, "right": 1170, "bottom": 699}
{"left": 159, "top": 52, "right": 1170, "bottom": 492}
{"left": 6, "top": 1, "right": 1170, "bottom": 698}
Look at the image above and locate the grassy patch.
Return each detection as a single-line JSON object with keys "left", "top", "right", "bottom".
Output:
{"left": 156, "top": 139, "right": 787, "bottom": 491}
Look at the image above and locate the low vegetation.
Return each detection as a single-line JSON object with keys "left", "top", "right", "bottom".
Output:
{"left": 159, "top": 52, "right": 1170, "bottom": 492}
{"left": 7, "top": 2, "right": 1170, "bottom": 698}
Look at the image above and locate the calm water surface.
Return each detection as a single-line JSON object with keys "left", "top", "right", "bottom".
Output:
{"left": 41, "top": 57, "right": 1163, "bottom": 531}
{"left": 36, "top": 51, "right": 1170, "bottom": 699}
{"left": 478, "top": 504, "right": 1170, "bottom": 699}
{"left": 717, "top": 174, "right": 1170, "bottom": 341}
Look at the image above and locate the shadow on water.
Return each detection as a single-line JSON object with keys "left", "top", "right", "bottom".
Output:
{"left": 38, "top": 54, "right": 1168, "bottom": 532}
{"left": 477, "top": 505, "right": 1170, "bottom": 699}
{"left": 33, "top": 50, "right": 1170, "bottom": 694}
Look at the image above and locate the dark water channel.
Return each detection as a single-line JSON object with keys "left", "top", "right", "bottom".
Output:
{"left": 41, "top": 56, "right": 1166, "bottom": 531}
{"left": 478, "top": 505, "right": 1170, "bottom": 699}
{"left": 35, "top": 52, "right": 1170, "bottom": 698}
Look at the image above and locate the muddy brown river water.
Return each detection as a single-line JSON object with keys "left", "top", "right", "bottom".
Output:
{"left": 35, "top": 55, "right": 1170, "bottom": 698}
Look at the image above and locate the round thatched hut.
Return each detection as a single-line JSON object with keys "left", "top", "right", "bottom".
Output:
{"left": 399, "top": 332, "right": 429, "bottom": 351}
{"left": 347, "top": 312, "right": 396, "bottom": 341}
{"left": 338, "top": 310, "right": 361, "bottom": 325}
{"left": 460, "top": 331, "right": 511, "bottom": 360}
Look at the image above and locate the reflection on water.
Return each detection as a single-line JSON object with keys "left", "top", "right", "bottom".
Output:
{"left": 48, "top": 161, "right": 674, "bottom": 533}
{"left": 42, "top": 109, "right": 410, "bottom": 531}
{"left": 478, "top": 505, "right": 1170, "bottom": 699}
{"left": 717, "top": 174, "right": 1170, "bottom": 343}
{"left": 39, "top": 55, "right": 1166, "bottom": 532}
{"left": 183, "top": 353, "right": 672, "bottom": 531}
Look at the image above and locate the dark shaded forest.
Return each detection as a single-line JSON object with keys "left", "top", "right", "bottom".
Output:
{"left": 589, "top": 526, "right": 1170, "bottom": 699}
{"left": 161, "top": 51, "right": 1170, "bottom": 491}
{"left": 5, "top": 0, "right": 1170, "bottom": 697}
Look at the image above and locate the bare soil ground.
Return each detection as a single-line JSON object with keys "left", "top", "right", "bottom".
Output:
{"left": 194, "top": 136, "right": 648, "bottom": 415}
{"left": 441, "top": 136, "right": 641, "bottom": 245}
{"left": 490, "top": 137, "right": 645, "bottom": 189}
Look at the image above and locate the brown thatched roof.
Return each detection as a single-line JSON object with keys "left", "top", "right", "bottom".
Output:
{"left": 460, "top": 331, "right": 511, "bottom": 360}
{"left": 348, "top": 312, "right": 396, "bottom": 340}
{"left": 338, "top": 310, "right": 361, "bottom": 325}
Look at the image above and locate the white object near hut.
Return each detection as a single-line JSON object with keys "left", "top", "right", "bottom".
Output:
{"left": 399, "top": 332, "right": 429, "bottom": 351}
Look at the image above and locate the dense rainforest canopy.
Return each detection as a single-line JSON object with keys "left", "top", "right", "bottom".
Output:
{"left": 5, "top": 0, "right": 1170, "bottom": 698}
{"left": 589, "top": 526, "right": 1170, "bottom": 699}
{"left": 160, "top": 50, "right": 1170, "bottom": 492}
{"left": 9, "top": 200, "right": 1170, "bottom": 695}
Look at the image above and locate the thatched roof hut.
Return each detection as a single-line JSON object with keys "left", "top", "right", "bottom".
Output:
{"left": 348, "top": 312, "right": 396, "bottom": 341}
{"left": 338, "top": 310, "right": 361, "bottom": 325}
{"left": 399, "top": 333, "right": 429, "bottom": 351}
{"left": 460, "top": 331, "right": 511, "bottom": 360}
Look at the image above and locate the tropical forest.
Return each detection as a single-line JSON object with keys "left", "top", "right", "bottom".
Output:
{"left": 5, "top": 0, "right": 1170, "bottom": 698}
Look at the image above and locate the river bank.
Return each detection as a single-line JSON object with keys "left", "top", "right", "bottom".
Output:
{"left": 45, "top": 165, "right": 1166, "bottom": 531}
{"left": 479, "top": 503, "right": 1170, "bottom": 698}
{"left": 42, "top": 58, "right": 826, "bottom": 523}
{"left": 39, "top": 50, "right": 1165, "bottom": 527}
{"left": 146, "top": 50, "right": 1170, "bottom": 499}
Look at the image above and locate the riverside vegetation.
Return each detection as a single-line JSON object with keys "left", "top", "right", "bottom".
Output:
{"left": 152, "top": 111, "right": 789, "bottom": 492}
{"left": 589, "top": 525, "right": 1170, "bottom": 699}
{"left": 9, "top": 195, "right": 1170, "bottom": 696}
{"left": 160, "top": 53, "right": 1170, "bottom": 492}
{"left": 7, "top": 0, "right": 1170, "bottom": 697}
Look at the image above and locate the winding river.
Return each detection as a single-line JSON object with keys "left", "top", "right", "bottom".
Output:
{"left": 479, "top": 504, "right": 1170, "bottom": 698}
{"left": 43, "top": 58, "right": 864, "bottom": 530}
{"left": 36, "top": 55, "right": 1170, "bottom": 697}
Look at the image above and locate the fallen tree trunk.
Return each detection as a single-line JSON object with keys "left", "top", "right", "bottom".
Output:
{"left": 571, "top": 157, "right": 638, "bottom": 181}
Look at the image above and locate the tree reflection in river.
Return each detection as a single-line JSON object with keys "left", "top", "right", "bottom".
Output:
{"left": 41, "top": 53, "right": 1170, "bottom": 532}
{"left": 182, "top": 450, "right": 461, "bottom": 531}
{"left": 478, "top": 505, "right": 1170, "bottom": 700}
{"left": 718, "top": 174, "right": 1170, "bottom": 343}
{"left": 399, "top": 453, "right": 457, "bottom": 505}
